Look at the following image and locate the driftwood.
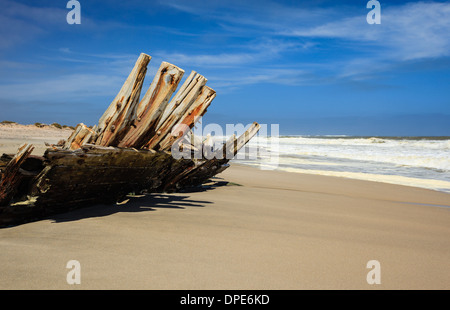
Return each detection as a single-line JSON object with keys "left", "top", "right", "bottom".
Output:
{"left": 0, "top": 52, "right": 260, "bottom": 227}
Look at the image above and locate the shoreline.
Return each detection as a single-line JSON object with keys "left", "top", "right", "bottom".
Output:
{"left": 2, "top": 123, "right": 448, "bottom": 194}
{"left": 228, "top": 163, "right": 450, "bottom": 207}
{"left": 236, "top": 162, "right": 450, "bottom": 195}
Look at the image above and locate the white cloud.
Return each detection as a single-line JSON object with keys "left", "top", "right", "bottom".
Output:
{"left": 0, "top": 0, "right": 126, "bottom": 51}
{"left": 0, "top": 49, "right": 145, "bottom": 102}
{"left": 154, "top": 52, "right": 255, "bottom": 68}
{"left": 169, "top": 0, "right": 450, "bottom": 62}
{"left": 161, "top": 0, "right": 336, "bottom": 32}
{"left": 283, "top": 2, "right": 450, "bottom": 61}
{"left": 2, "top": 0, "right": 449, "bottom": 100}
{"left": 163, "top": 0, "right": 450, "bottom": 83}
{"left": 154, "top": 39, "right": 306, "bottom": 69}
{"left": 0, "top": 73, "right": 125, "bottom": 102}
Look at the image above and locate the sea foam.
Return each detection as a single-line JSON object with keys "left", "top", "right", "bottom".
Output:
{"left": 232, "top": 136, "right": 450, "bottom": 193}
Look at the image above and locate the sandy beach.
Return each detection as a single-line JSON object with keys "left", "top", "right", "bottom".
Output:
{"left": 1, "top": 125, "right": 450, "bottom": 290}
{"left": 0, "top": 123, "right": 73, "bottom": 155}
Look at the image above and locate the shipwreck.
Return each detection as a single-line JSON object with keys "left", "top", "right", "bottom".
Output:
{"left": 0, "top": 53, "right": 260, "bottom": 227}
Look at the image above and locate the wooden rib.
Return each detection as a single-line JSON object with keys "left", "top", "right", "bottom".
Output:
{"left": 144, "top": 72, "right": 207, "bottom": 150}
{"left": 117, "top": 61, "right": 184, "bottom": 148}
{"left": 210, "top": 122, "right": 259, "bottom": 160}
{"left": 63, "top": 123, "right": 94, "bottom": 150}
{"left": 95, "top": 53, "right": 151, "bottom": 146}
{"left": 233, "top": 122, "right": 261, "bottom": 157}
{"left": 158, "top": 86, "right": 216, "bottom": 151}
{"left": 213, "top": 134, "right": 236, "bottom": 160}
{"left": 155, "top": 71, "right": 200, "bottom": 130}
{"left": 163, "top": 122, "right": 261, "bottom": 191}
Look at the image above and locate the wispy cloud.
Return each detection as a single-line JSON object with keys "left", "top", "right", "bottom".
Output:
{"left": 161, "top": 0, "right": 337, "bottom": 32}
{"left": 207, "top": 67, "right": 313, "bottom": 90}
{"left": 154, "top": 51, "right": 255, "bottom": 68}
{"left": 163, "top": 0, "right": 450, "bottom": 83}
{"left": 0, "top": 73, "right": 124, "bottom": 102}
{"left": 164, "top": 0, "right": 450, "bottom": 62}
{"left": 0, "top": 0, "right": 70, "bottom": 50}
{"left": 1, "top": 0, "right": 449, "bottom": 109}
{"left": 0, "top": 47, "right": 145, "bottom": 104}
{"left": 0, "top": 0, "right": 130, "bottom": 51}
{"left": 284, "top": 2, "right": 450, "bottom": 61}
{"left": 153, "top": 37, "right": 308, "bottom": 69}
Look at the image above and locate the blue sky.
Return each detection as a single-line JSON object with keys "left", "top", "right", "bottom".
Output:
{"left": 0, "top": 0, "right": 449, "bottom": 135}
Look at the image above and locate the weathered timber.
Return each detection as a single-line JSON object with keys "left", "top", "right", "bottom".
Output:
{"left": 0, "top": 154, "right": 13, "bottom": 173}
{"left": 214, "top": 134, "right": 237, "bottom": 160}
{"left": 63, "top": 123, "right": 94, "bottom": 150}
{"left": 117, "top": 62, "right": 184, "bottom": 148}
{"left": 202, "top": 134, "right": 215, "bottom": 159}
{"left": 158, "top": 86, "right": 216, "bottom": 151}
{"left": 234, "top": 122, "right": 260, "bottom": 157}
{"left": 28, "top": 145, "right": 185, "bottom": 209}
{"left": 95, "top": 53, "right": 151, "bottom": 146}
{"left": 145, "top": 72, "right": 207, "bottom": 150}
{"left": 156, "top": 71, "right": 203, "bottom": 130}
{"left": 0, "top": 144, "right": 34, "bottom": 207}
{"left": 160, "top": 160, "right": 203, "bottom": 193}
{"left": 164, "top": 122, "right": 260, "bottom": 191}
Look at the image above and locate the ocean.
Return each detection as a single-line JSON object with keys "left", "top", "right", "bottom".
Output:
{"left": 229, "top": 135, "right": 450, "bottom": 194}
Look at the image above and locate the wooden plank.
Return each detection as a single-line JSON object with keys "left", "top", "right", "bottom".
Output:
{"left": 0, "top": 144, "right": 34, "bottom": 206}
{"left": 165, "top": 122, "right": 260, "bottom": 191}
{"left": 160, "top": 162, "right": 199, "bottom": 192}
{"left": 117, "top": 62, "right": 184, "bottom": 148}
{"left": 213, "top": 134, "right": 237, "bottom": 160}
{"left": 144, "top": 72, "right": 207, "bottom": 150}
{"left": 233, "top": 122, "right": 260, "bottom": 157}
{"left": 63, "top": 123, "right": 94, "bottom": 150}
{"left": 155, "top": 71, "right": 201, "bottom": 129}
{"left": 94, "top": 53, "right": 151, "bottom": 146}
{"left": 158, "top": 86, "right": 216, "bottom": 151}
{"left": 45, "top": 144, "right": 168, "bottom": 168}
{"left": 30, "top": 146, "right": 177, "bottom": 208}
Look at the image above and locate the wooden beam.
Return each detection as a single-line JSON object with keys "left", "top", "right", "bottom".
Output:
{"left": 158, "top": 86, "right": 216, "bottom": 151}
{"left": 144, "top": 72, "right": 207, "bottom": 150}
{"left": 155, "top": 71, "right": 202, "bottom": 130}
{"left": 166, "top": 122, "right": 261, "bottom": 190}
{"left": 213, "top": 134, "right": 236, "bottom": 160}
{"left": 63, "top": 123, "right": 94, "bottom": 150}
{"left": 233, "top": 122, "right": 260, "bottom": 157}
{"left": 117, "top": 62, "right": 184, "bottom": 148}
{"left": 31, "top": 145, "right": 176, "bottom": 208}
{"left": 95, "top": 53, "right": 151, "bottom": 146}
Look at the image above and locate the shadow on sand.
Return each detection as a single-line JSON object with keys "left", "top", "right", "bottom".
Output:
{"left": 49, "top": 178, "right": 232, "bottom": 224}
